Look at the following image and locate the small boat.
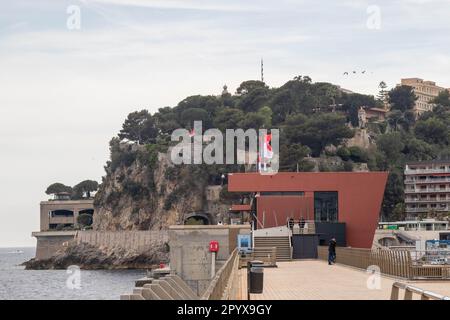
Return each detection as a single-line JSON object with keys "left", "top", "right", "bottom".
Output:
{"left": 7, "top": 250, "right": 24, "bottom": 254}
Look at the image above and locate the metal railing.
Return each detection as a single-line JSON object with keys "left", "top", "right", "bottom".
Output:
{"left": 405, "top": 168, "right": 450, "bottom": 175}
{"left": 405, "top": 188, "right": 450, "bottom": 194}
{"left": 405, "top": 197, "right": 450, "bottom": 202}
{"left": 202, "top": 248, "right": 240, "bottom": 300}
{"left": 410, "top": 250, "right": 450, "bottom": 266}
{"left": 405, "top": 177, "right": 450, "bottom": 184}
{"left": 405, "top": 207, "right": 449, "bottom": 212}
{"left": 287, "top": 219, "right": 316, "bottom": 235}
{"left": 318, "top": 246, "right": 450, "bottom": 280}
{"left": 391, "top": 282, "right": 450, "bottom": 300}
{"left": 239, "top": 247, "right": 277, "bottom": 268}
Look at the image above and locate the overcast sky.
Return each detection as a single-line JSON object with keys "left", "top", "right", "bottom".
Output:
{"left": 1, "top": 0, "right": 449, "bottom": 247}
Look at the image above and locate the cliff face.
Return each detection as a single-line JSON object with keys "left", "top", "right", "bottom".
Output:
{"left": 26, "top": 144, "right": 234, "bottom": 269}
{"left": 93, "top": 145, "right": 229, "bottom": 231}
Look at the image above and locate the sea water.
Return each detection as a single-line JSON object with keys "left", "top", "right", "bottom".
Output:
{"left": 0, "top": 247, "right": 145, "bottom": 300}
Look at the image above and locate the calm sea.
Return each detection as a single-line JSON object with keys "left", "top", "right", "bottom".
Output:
{"left": 0, "top": 247, "right": 146, "bottom": 300}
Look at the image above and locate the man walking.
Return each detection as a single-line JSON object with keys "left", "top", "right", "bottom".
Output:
{"left": 328, "top": 238, "right": 337, "bottom": 265}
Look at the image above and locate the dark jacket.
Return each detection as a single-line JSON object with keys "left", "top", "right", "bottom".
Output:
{"left": 299, "top": 218, "right": 305, "bottom": 228}
{"left": 328, "top": 240, "right": 336, "bottom": 253}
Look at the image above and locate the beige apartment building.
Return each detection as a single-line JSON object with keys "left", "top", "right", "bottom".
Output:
{"left": 404, "top": 160, "right": 450, "bottom": 218}
{"left": 39, "top": 199, "right": 94, "bottom": 231}
{"left": 400, "top": 78, "right": 448, "bottom": 115}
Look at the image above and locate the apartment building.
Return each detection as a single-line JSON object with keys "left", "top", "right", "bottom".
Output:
{"left": 40, "top": 198, "right": 94, "bottom": 231}
{"left": 400, "top": 78, "right": 448, "bottom": 115}
{"left": 404, "top": 161, "right": 450, "bottom": 218}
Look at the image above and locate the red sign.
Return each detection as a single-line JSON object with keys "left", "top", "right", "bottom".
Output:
{"left": 209, "top": 240, "right": 219, "bottom": 252}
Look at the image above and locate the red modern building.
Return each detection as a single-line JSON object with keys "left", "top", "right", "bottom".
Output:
{"left": 228, "top": 172, "right": 388, "bottom": 249}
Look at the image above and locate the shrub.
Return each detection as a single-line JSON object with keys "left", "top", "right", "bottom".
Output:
{"left": 336, "top": 147, "right": 350, "bottom": 161}
{"left": 348, "top": 146, "right": 368, "bottom": 163}
{"left": 164, "top": 192, "right": 177, "bottom": 210}
{"left": 122, "top": 180, "right": 148, "bottom": 200}
{"left": 163, "top": 184, "right": 189, "bottom": 210}
{"left": 164, "top": 167, "right": 178, "bottom": 181}
{"left": 185, "top": 217, "right": 205, "bottom": 225}
{"left": 77, "top": 213, "right": 93, "bottom": 227}
{"left": 343, "top": 160, "right": 354, "bottom": 172}
{"left": 105, "top": 191, "right": 121, "bottom": 209}
{"left": 318, "top": 161, "right": 331, "bottom": 172}
{"left": 219, "top": 185, "right": 248, "bottom": 202}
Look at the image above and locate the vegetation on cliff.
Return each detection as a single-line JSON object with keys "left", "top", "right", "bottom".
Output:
{"left": 92, "top": 77, "right": 450, "bottom": 223}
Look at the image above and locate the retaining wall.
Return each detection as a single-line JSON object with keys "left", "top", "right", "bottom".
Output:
{"left": 76, "top": 230, "right": 169, "bottom": 252}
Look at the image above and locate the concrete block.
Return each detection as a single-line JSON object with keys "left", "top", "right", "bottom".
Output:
{"left": 166, "top": 275, "right": 199, "bottom": 299}
{"left": 134, "top": 287, "right": 160, "bottom": 300}
{"left": 135, "top": 277, "right": 153, "bottom": 287}
{"left": 145, "top": 283, "right": 173, "bottom": 300}
{"left": 162, "top": 277, "right": 194, "bottom": 300}
{"left": 153, "top": 280, "right": 184, "bottom": 300}
{"left": 121, "top": 293, "right": 144, "bottom": 300}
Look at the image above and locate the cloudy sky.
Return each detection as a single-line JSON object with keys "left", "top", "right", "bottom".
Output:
{"left": 0, "top": 0, "right": 449, "bottom": 247}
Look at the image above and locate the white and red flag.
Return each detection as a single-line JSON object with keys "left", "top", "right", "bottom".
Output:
{"left": 263, "top": 133, "right": 273, "bottom": 159}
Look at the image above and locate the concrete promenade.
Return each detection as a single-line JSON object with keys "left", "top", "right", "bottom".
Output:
{"left": 240, "top": 260, "right": 450, "bottom": 300}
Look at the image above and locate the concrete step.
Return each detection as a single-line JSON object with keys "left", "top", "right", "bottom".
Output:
{"left": 254, "top": 236, "right": 292, "bottom": 261}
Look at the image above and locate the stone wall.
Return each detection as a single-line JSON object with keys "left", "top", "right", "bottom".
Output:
{"left": 32, "top": 231, "right": 76, "bottom": 260}
{"left": 32, "top": 230, "right": 169, "bottom": 260}
{"left": 76, "top": 230, "right": 169, "bottom": 253}
{"left": 168, "top": 225, "right": 251, "bottom": 295}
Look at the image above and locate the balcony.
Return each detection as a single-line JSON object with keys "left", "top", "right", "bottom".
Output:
{"left": 405, "top": 177, "right": 450, "bottom": 184}
{"left": 404, "top": 188, "right": 450, "bottom": 194}
{"left": 405, "top": 198, "right": 450, "bottom": 203}
{"left": 405, "top": 207, "right": 449, "bottom": 213}
{"left": 49, "top": 216, "right": 75, "bottom": 224}
{"left": 405, "top": 168, "right": 450, "bottom": 175}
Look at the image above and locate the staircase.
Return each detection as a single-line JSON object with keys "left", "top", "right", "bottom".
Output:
{"left": 254, "top": 236, "right": 292, "bottom": 261}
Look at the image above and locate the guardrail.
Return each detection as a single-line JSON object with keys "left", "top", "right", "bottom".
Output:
{"left": 405, "top": 188, "right": 450, "bottom": 194}
{"left": 405, "top": 169, "right": 450, "bottom": 175}
{"left": 405, "top": 207, "right": 450, "bottom": 213}
{"left": 390, "top": 282, "right": 450, "bottom": 300}
{"left": 239, "top": 247, "right": 277, "bottom": 268}
{"left": 410, "top": 250, "right": 450, "bottom": 266}
{"left": 318, "top": 246, "right": 450, "bottom": 280}
{"left": 405, "top": 178, "right": 450, "bottom": 184}
{"left": 202, "top": 248, "right": 240, "bottom": 300}
{"left": 287, "top": 219, "right": 316, "bottom": 235}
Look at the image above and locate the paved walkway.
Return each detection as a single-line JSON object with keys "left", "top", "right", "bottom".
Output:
{"left": 239, "top": 260, "right": 450, "bottom": 300}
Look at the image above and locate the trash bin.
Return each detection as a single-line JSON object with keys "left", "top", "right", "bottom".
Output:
{"left": 248, "top": 260, "right": 264, "bottom": 294}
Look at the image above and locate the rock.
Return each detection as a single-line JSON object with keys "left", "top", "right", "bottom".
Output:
{"left": 23, "top": 242, "right": 169, "bottom": 270}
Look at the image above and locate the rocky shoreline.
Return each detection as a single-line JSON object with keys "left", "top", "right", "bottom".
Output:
{"left": 23, "top": 242, "right": 169, "bottom": 270}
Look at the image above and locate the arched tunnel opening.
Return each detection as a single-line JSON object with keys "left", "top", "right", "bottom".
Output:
{"left": 183, "top": 212, "right": 212, "bottom": 225}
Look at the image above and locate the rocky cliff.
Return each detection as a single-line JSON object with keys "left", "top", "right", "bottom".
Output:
{"left": 93, "top": 144, "right": 231, "bottom": 230}
{"left": 26, "top": 143, "right": 234, "bottom": 269}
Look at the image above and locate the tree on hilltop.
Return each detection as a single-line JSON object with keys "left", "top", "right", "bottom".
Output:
{"left": 45, "top": 183, "right": 72, "bottom": 196}
{"left": 73, "top": 180, "right": 99, "bottom": 199}
{"left": 119, "top": 110, "right": 158, "bottom": 144}
{"left": 388, "top": 85, "right": 417, "bottom": 112}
